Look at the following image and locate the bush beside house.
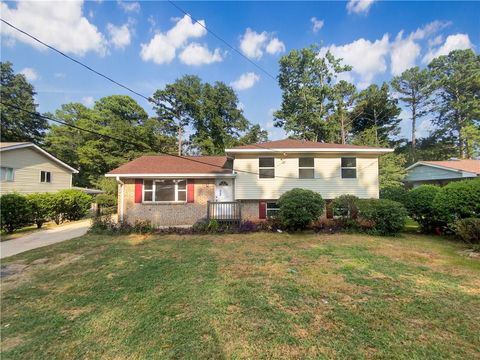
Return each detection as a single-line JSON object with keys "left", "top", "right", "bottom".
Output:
{"left": 277, "top": 188, "right": 325, "bottom": 230}
{"left": 357, "top": 199, "right": 408, "bottom": 235}
{"left": 404, "top": 185, "right": 440, "bottom": 232}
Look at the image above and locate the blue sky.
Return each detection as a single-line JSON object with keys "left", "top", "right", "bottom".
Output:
{"left": 2, "top": 0, "right": 479, "bottom": 141}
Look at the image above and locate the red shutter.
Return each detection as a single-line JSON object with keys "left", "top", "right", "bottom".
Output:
{"left": 187, "top": 181, "right": 195, "bottom": 203}
{"left": 259, "top": 201, "right": 266, "bottom": 219}
{"left": 135, "top": 179, "right": 143, "bottom": 203}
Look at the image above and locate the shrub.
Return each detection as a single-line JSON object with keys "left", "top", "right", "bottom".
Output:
{"left": 277, "top": 188, "right": 325, "bottom": 230}
{"left": 95, "top": 193, "right": 117, "bottom": 208}
{"left": 239, "top": 220, "right": 257, "bottom": 233}
{"left": 455, "top": 218, "right": 480, "bottom": 244}
{"left": 332, "top": 194, "right": 359, "bottom": 219}
{"left": 433, "top": 179, "right": 480, "bottom": 224}
{"left": 380, "top": 186, "right": 407, "bottom": 204}
{"left": 357, "top": 199, "right": 407, "bottom": 235}
{"left": 26, "top": 193, "right": 54, "bottom": 228}
{"left": 0, "top": 193, "right": 32, "bottom": 233}
{"left": 404, "top": 185, "right": 440, "bottom": 232}
{"left": 192, "top": 219, "right": 210, "bottom": 233}
{"left": 52, "top": 189, "right": 92, "bottom": 223}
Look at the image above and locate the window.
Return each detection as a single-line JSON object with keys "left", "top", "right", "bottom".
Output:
{"left": 40, "top": 171, "right": 51, "bottom": 183}
{"left": 143, "top": 179, "right": 187, "bottom": 202}
{"left": 299, "top": 157, "right": 315, "bottom": 179}
{"left": 266, "top": 202, "right": 279, "bottom": 218}
{"left": 259, "top": 157, "right": 275, "bottom": 178}
{"left": 0, "top": 167, "right": 14, "bottom": 182}
{"left": 341, "top": 157, "right": 356, "bottom": 178}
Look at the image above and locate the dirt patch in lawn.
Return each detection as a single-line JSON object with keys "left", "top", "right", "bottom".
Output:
{"left": 1, "top": 336, "right": 25, "bottom": 352}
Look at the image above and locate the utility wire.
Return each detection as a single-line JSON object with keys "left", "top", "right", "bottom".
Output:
{"left": 1, "top": 102, "right": 378, "bottom": 180}
{"left": 167, "top": 0, "right": 277, "bottom": 81}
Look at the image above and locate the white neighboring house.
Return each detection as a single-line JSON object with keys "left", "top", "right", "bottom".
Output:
{"left": 0, "top": 142, "right": 78, "bottom": 194}
{"left": 405, "top": 159, "right": 480, "bottom": 188}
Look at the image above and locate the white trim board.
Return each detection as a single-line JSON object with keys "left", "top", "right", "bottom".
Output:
{"left": 105, "top": 173, "right": 236, "bottom": 178}
{"left": 225, "top": 148, "right": 393, "bottom": 154}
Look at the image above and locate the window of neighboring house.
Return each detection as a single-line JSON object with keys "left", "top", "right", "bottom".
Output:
{"left": 299, "top": 157, "right": 315, "bottom": 179}
{"left": 143, "top": 179, "right": 187, "bottom": 202}
{"left": 341, "top": 157, "right": 357, "bottom": 178}
{"left": 40, "top": 171, "right": 51, "bottom": 183}
{"left": 259, "top": 157, "right": 275, "bottom": 178}
{"left": 1, "top": 167, "right": 14, "bottom": 182}
{"left": 266, "top": 202, "right": 279, "bottom": 218}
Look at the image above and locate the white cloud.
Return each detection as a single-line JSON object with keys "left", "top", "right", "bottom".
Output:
{"left": 179, "top": 43, "right": 223, "bottom": 66}
{"left": 266, "top": 38, "right": 285, "bottom": 55}
{"left": 117, "top": 0, "right": 140, "bottom": 13}
{"left": 320, "top": 34, "right": 390, "bottom": 84}
{"left": 410, "top": 20, "right": 451, "bottom": 41}
{"left": 428, "top": 35, "right": 444, "bottom": 47}
{"left": 422, "top": 33, "right": 473, "bottom": 64}
{"left": 239, "top": 28, "right": 285, "bottom": 59}
{"left": 54, "top": 73, "right": 66, "bottom": 79}
{"left": 20, "top": 67, "right": 39, "bottom": 82}
{"left": 346, "top": 0, "right": 375, "bottom": 14}
{"left": 390, "top": 31, "right": 421, "bottom": 76}
{"left": 140, "top": 15, "right": 207, "bottom": 64}
{"left": 230, "top": 72, "right": 260, "bottom": 91}
{"left": 240, "top": 28, "right": 269, "bottom": 59}
{"left": 82, "top": 96, "right": 95, "bottom": 107}
{"left": 0, "top": 1, "right": 107, "bottom": 56}
{"left": 311, "top": 17, "right": 324, "bottom": 33}
{"left": 107, "top": 23, "right": 131, "bottom": 49}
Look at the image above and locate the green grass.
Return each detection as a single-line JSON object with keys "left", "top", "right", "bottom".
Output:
{"left": 1, "top": 232, "right": 479, "bottom": 359}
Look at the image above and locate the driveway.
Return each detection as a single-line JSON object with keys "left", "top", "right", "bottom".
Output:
{"left": 1, "top": 220, "right": 91, "bottom": 259}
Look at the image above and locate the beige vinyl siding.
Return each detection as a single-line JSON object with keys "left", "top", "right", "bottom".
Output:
{"left": 0, "top": 147, "right": 73, "bottom": 194}
{"left": 234, "top": 153, "right": 379, "bottom": 200}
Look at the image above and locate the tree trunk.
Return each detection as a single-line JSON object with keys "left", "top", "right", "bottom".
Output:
{"left": 340, "top": 113, "right": 346, "bottom": 144}
{"left": 178, "top": 125, "right": 182, "bottom": 156}
{"left": 411, "top": 103, "right": 416, "bottom": 161}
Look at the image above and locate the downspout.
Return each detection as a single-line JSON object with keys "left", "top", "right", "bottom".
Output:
{"left": 116, "top": 176, "right": 125, "bottom": 223}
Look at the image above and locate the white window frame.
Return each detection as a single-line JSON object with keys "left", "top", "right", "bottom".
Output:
{"left": 259, "top": 157, "right": 275, "bottom": 179}
{"left": 142, "top": 179, "right": 187, "bottom": 203}
{"left": 40, "top": 170, "right": 52, "bottom": 183}
{"left": 298, "top": 157, "right": 315, "bottom": 179}
{"left": 341, "top": 157, "right": 357, "bottom": 179}
{"left": 266, "top": 202, "right": 279, "bottom": 218}
{"left": 1, "top": 167, "right": 14, "bottom": 182}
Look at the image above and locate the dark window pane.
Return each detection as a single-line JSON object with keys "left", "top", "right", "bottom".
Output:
{"left": 266, "top": 210, "right": 278, "bottom": 218}
{"left": 341, "top": 169, "right": 357, "bottom": 178}
{"left": 46, "top": 172, "right": 51, "bottom": 182}
{"left": 40, "top": 171, "right": 45, "bottom": 182}
{"left": 155, "top": 180, "right": 175, "bottom": 201}
{"left": 266, "top": 202, "right": 279, "bottom": 209}
{"left": 177, "top": 191, "right": 186, "bottom": 201}
{"left": 144, "top": 191, "right": 153, "bottom": 201}
{"left": 144, "top": 180, "right": 153, "bottom": 190}
{"left": 299, "top": 168, "right": 314, "bottom": 179}
{"left": 259, "top": 168, "right": 275, "bottom": 178}
{"left": 341, "top": 157, "right": 356, "bottom": 168}
{"left": 259, "top": 157, "right": 274, "bottom": 168}
{"left": 177, "top": 180, "right": 186, "bottom": 190}
{"left": 299, "top": 157, "right": 314, "bottom": 168}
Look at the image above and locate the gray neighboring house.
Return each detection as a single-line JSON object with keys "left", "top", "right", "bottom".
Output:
{"left": 0, "top": 142, "right": 78, "bottom": 194}
{"left": 405, "top": 159, "right": 480, "bottom": 188}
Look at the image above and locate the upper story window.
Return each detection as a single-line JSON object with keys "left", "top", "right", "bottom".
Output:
{"left": 143, "top": 179, "right": 187, "bottom": 202}
{"left": 40, "top": 171, "right": 51, "bottom": 183}
{"left": 299, "top": 157, "right": 315, "bottom": 179}
{"left": 1, "top": 167, "right": 14, "bottom": 182}
{"left": 259, "top": 157, "right": 275, "bottom": 178}
{"left": 341, "top": 157, "right": 357, "bottom": 179}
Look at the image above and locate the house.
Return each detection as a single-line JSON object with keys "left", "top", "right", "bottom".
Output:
{"left": 105, "top": 139, "right": 392, "bottom": 226}
{"left": 405, "top": 159, "right": 480, "bottom": 187}
{"left": 0, "top": 142, "right": 78, "bottom": 194}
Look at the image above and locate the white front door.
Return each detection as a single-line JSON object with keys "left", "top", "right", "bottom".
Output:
{"left": 215, "top": 179, "right": 234, "bottom": 202}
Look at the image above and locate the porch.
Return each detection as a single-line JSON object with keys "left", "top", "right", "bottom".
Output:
{"left": 207, "top": 201, "right": 242, "bottom": 225}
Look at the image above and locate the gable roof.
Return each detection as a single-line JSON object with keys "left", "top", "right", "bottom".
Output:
{"left": 407, "top": 160, "right": 480, "bottom": 175}
{"left": 0, "top": 142, "right": 78, "bottom": 173}
{"left": 225, "top": 139, "right": 392, "bottom": 154}
{"left": 106, "top": 155, "right": 233, "bottom": 177}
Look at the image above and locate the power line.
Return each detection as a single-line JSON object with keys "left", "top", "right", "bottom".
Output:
{"left": 167, "top": 0, "right": 277, "bottom": 81}
{"left": 1, "top": 102, "right": 377, "bottom": 180}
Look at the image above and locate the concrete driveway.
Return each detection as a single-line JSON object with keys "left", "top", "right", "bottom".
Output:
{"left": 1, "top": 220, "right": 91, "bottom": 259}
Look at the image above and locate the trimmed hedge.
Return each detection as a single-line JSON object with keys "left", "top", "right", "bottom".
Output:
{"left": 26, "top": 193, "right": 54, "bottom": 229}
{"left": 277, "top": 188, "right": 325, "bottom": 230}
{"left": 0, "top": 193, "right": 32, "bottom": 233}
{"left": 51, "top": 189, "right": 92, "bottom": 223}
{"left": 380, "top": 186, "right": 407, "bottom": 204}
{"left": 331, "top": 194, "right": 359, "bottom": 219}
{"left": 357, "top": 199, "right": 407, "bottom": 235}
{"left": 404, "top": 185, "right": 440, "bottom": 232}
{"left": 432, "top": 179, "right": 480, "bottom": 224}
{"left": 455, "top": 218, "right": 480, "bottom": 244}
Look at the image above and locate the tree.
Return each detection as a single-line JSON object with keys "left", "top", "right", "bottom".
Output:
{"left": 351, "top": 83, "right": 402, "bottom": 146}
{"left": 327, "top": 80, "right": 357, "bottom": 144}
{"left": 391, "top": 67, "right": 432, "bottom": 161}
{"left": 428, "top": 49, "right": 480, "bottom": 158}
{"left": 274, "top": 46, "right": 352, "bottom": 141}
{"left": 0, "top": 62, "right": 47, "bottom": 143}
{"left": 238, "top": 124, "right": 269, "bottom": 145}
{"left": 45, "top": 96, "right": 176, "bottom": 187}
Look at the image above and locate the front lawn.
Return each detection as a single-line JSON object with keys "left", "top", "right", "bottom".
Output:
{"left": 1, "top": 232, "right": 479, "bottom": 359}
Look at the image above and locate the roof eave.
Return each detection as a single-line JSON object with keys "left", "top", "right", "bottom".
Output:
{"left": 225, "top": 148, "right": 394, "bottom": 154}
{"left": 105, "top": 173, "right": 236, "bottom": 178}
